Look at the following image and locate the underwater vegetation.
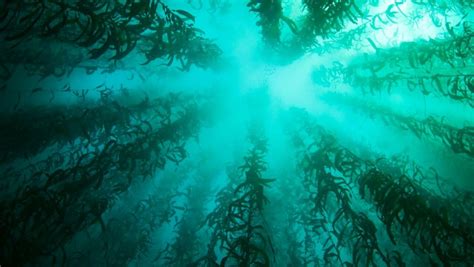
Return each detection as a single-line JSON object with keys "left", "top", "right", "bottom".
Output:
{"left": 0, "top": 0, "right": 473, "bottom": 266}
{"left": 284, "top": 109, "right": 473, "bottom": 265}
{"left": 0, "top": 0, "right": 221, "bottom": 67}
{"left": 247, "top": 0, "right": 297, "bottom": 45}
{"left": 197, "top": 134, "right": 275, "bottom": 266}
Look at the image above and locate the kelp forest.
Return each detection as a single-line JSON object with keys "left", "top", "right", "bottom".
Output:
{"left": 0, "top": 0, "right": 473, "bottom": 266}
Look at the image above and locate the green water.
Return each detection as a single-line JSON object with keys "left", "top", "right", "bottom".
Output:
{"left": 0, "top": 0, "right": 473, "bottom": 266}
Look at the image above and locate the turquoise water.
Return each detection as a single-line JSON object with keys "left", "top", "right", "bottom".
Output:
{"left": 0, "top": 1, "right": 473, "bottom": 266}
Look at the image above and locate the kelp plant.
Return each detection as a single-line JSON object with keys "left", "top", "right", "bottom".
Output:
{"left": 299, "top": 0, "right": 363, "bottom": 45}
{"left": 197, "top": 132, "right": 276, "bottom": 266}
{"left": 343, "top": 20, "right": 474, "bottom": 106}
{"left": 0, "top": 92, "right": 211, "bottom": 266}
{"left": 0, "top": 0, "right": 221, "bottom": 71}
{"left": 247, "top": 0, "right": 298, "bottom": 45}
{"left": 322, "top": 93, "right": 474, "bottom": 158}
{"left": 291, "top": 108, "right": 474, "bottom": 266}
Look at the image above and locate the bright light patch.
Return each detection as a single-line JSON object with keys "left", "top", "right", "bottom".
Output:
{"left": 268, "top": 53, "right": 320, "bottom": 112}
{"left": 284, "top": 0, "right": 306, "bottom": 19}
{"left": 389, "top": 94, "right": 404, "bottom": 104}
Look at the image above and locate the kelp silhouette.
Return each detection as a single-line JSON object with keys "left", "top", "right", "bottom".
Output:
{"left": 196, "top": 134, "right": 275, "bottom": 266}
{"left": 0, "top": 93, "right": 209, "bottom": 266}
{"left": 288, "top": 108, "right": 473, "bottom": 266}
